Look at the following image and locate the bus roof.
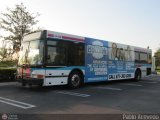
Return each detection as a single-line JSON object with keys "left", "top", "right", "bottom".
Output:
{"left": 23, "top": 30, "right": 152, "bottom": 52}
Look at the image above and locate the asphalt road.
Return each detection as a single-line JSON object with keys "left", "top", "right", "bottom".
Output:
{"left": 0, "top": 75, "right": 160, "bottom": 120}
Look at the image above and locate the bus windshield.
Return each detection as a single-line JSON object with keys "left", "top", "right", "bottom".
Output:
{"left": 18, "top": 40, "right": 43, "bottom": 66}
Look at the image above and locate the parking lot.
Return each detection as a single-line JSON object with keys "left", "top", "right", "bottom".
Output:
{"left": 0, "top": 75, "right": 160, "bottom": 119}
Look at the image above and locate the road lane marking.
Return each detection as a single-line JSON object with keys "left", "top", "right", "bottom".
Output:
{"left": 141, "top": 79, "right": 160, "bottom": 81}
{"left": 121, "top": 83, "right": 142, "bottom": 87}
{"left": 0, "top": 97, "right": 36, "bottom": 109}
{"left": 96, "top": 86, "right": 122, "bottom": 91}
{"left": 55, "top": 91, "right": 91, "bottom": 97}
{"left": 139, "top": 81, "right": 158, "bottom": 84}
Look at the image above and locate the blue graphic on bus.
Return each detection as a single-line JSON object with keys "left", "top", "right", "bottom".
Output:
{"left": 108, "top": 60, "right": 135, "bottom": 80}
{"left": 85, "top": 38, "right": 108, "bottom": 82}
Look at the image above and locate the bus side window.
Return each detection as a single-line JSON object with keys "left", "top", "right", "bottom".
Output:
{"left": 78, "top": 46, "right": 84, "bottom": 65}
{"left": 148, "top": 53, "right": 152, "bottom": 64}
{"left": 140, "top": 53, "right": 147, "bottom": 63}
{"left": 46, "top": 46, "right": 57, "bottom": 65}
{"left": 135, "top": 51, "right": 140, "bottom": 63}
{"left": 67, "top": 43, "right": 75, "bottom": 66}
{"left": 67, "top": 42, "right": 84, "bottom": 66}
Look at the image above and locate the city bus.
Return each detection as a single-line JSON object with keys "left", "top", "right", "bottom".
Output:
{"left": 16, "top": 30, "right": 152, "bottom": 88}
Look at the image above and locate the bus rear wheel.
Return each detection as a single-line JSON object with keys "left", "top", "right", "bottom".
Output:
{"left": 135, "top": 70, "right": 141, "bottom": 81}
{"left": 68, "top": 71, "right": 83, "bottom": 89}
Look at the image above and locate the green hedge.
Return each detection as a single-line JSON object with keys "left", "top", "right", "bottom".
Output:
{"left": 0, "top": 68, "right": 17, "bottom": 82}
{"left": 0, "top": 60, "right": 17, "bottom": 67}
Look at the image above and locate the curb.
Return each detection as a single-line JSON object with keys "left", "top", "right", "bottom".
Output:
{"left": 0, "top": 82, "right": 17, "bottom": 86}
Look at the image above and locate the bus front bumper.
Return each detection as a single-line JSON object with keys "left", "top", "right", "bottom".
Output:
{"left": 16, "top": 78, "right": 43, "bottom": 86}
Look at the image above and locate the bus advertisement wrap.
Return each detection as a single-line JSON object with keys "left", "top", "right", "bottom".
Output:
{"left": 108, "top": 42, "right": 135, "bottom": 80}
{"left": 85, "top": 38, "right": 108, "bottom": 82}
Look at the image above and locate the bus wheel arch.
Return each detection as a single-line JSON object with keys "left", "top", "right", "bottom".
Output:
{"left": 135, "top": 68, "right": 141, "bottom": 81}
{"left": 68, "top": 69, "right": 84, "bottom": 89}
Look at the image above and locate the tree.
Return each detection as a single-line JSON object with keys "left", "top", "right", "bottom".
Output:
{"left": 0, "top": 3, "right": 40, "bottom": 55}
{"left": 0, "top": 40, "right": 13, "bottom": 61}
{"left": 154, "top": 48, "right": 160, "bottom": 69}
{"left": 0, "top": 42, "right": 8, "bottom": 61}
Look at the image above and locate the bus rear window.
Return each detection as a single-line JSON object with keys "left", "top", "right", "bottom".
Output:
{"left": 140, "top": 53, "right": 147, "bottom": 63}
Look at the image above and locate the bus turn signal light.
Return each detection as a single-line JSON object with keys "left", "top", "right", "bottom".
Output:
{"left": 36, "top": 75, "right": 44, "bottom": 79}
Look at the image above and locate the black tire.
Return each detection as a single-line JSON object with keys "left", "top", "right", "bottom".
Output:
{"left": 68, "top": 71, "right": 83, "bottom": 89}
{"left": 135, "top": 70, "right": 141, "bottom": 81}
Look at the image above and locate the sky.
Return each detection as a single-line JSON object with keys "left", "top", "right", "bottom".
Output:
{"left": 0, "top": 0, "right": 160, "bottom": 54}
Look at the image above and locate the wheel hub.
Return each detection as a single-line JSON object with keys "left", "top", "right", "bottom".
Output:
{"left": 71, "top": 74, "right": 80, "bottom": 87}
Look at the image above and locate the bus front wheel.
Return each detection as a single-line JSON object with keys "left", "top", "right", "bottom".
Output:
{"left": 68, "top": 71, "right": 83, "bottom": 89}
{"left": 135, "top": 70, "right": 141, "bottom": 81}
